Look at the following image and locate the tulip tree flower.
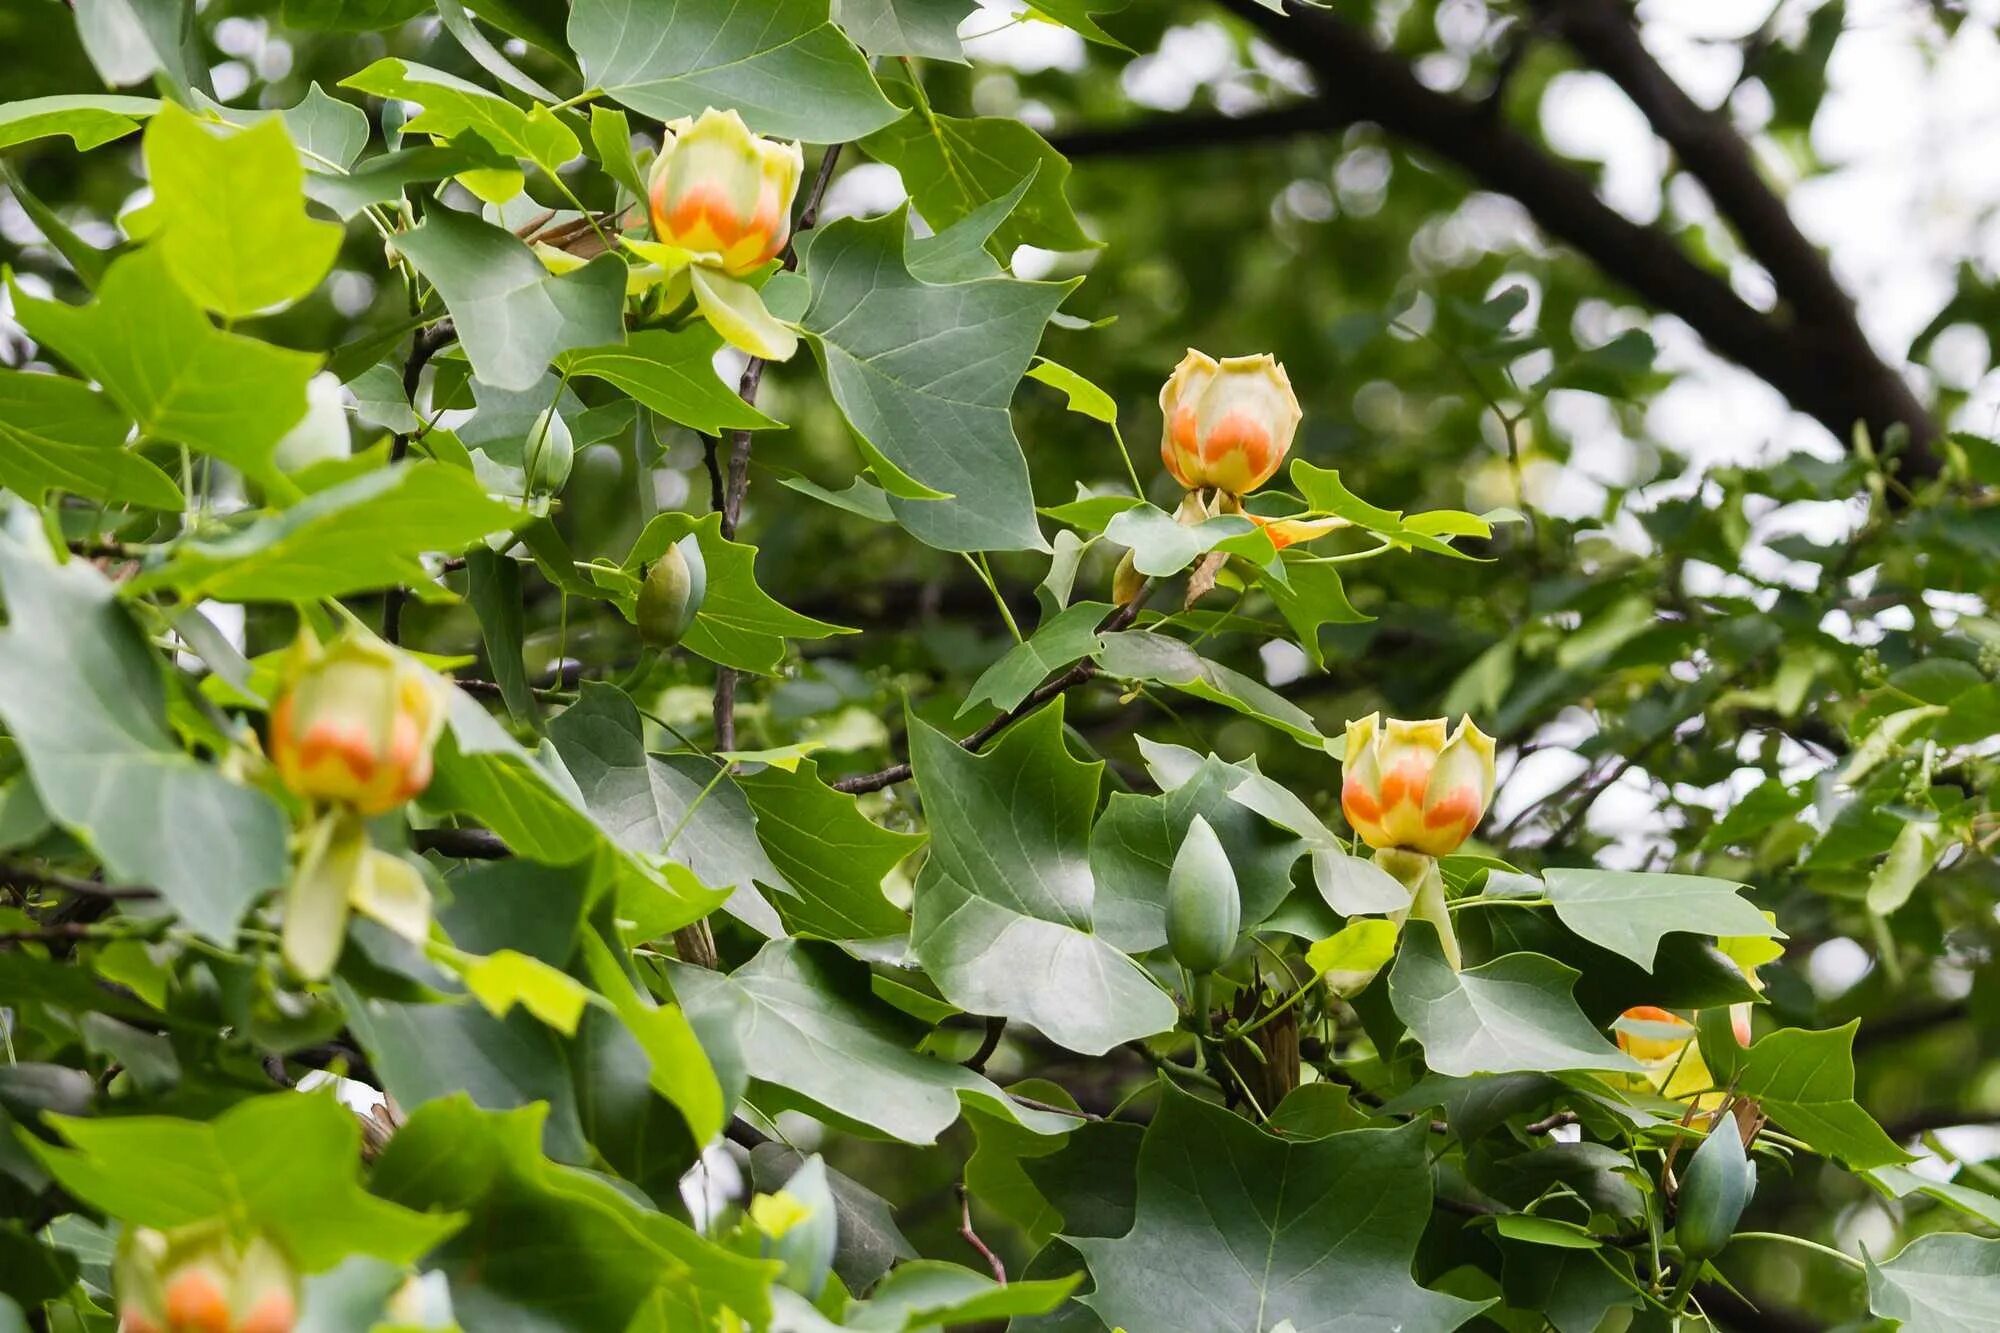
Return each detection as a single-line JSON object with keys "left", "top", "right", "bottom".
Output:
{"left": 268, "top": 629, "right": 447, "bottom": 979}
{"left": 115, "top": 1223, "right": 299, "bottom": 1333}
{"left": 268, "top": 629, "right": 446, "bottom": 817}
{"left": 1616, "top": 923, "right": 1781, "bottom": 1105}
{"left": 642, "top": 106, "right": 805, "bottom": 361}
{"left": 1159, "top": 349, "right": 1302, "bottom": 497}
{"left": 1339, "top": 714, "right": 1497, "bottom": 970}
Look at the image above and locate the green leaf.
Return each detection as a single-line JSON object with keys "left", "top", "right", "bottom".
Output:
{"left": 578, "top": 928, "right": 725, "bottom": 1145}
{"left": 0, "top": 532, "right": 288, "bottom": 941}
{"left": 1735, "top": 1022, "right": 1910, "bottom": 1168}
{"left": 342, "top": 58, "right": 578, "bottom": 174}
{"left": 370, "top": 1096, "right": 776, "bottom": 1330}
{"left": 556, "top": 327, "right": 781, "bottom": 434}
{"left": 1094, "top": 631, "right": 1326, "bottom": 748}
{"left": 835, "top": 0, "right": 972, "bottom": 59}
{"left": 1542, "top": 868, "right": 1781, "bottom": 970}
{"left": 1102, "top": 504, "right": 1266, "bottom": 577}
{"left": 1388, "top": 921, "right": 1642, "bottom": 1077}
{"left": 963, "top": 1079, "right": 1076, "bottom": 1249}
{"left": 668, "top": 940, "right": 1069, "bottom": 1143}
{"left": 621, "top": 511, "right": 853, "bottom": 674}
{"left": 129, "top": 463, "right": 523, "bottom": 603}
{"left": 748, "top": 1141, "right": 917, "bottom": 1292}
{"left": 1027, "top": 357, "right": 1118, "bottom": 423}
{"left": 462, "top": 947, "right": 591, "bottom": 1034}
{"left": 1867, "top": 1233, "right": 2000, "bottom": 1332}
{"left": 1261, "top": 557, "right": 1368, "bottom": 668}
{"left": 0, "top": 93, "right": 157, "bottom": 151}
{"left": 130, "top": 103, "right": 341, "bottom": 317}
{"left": 588, "top": 104, "right": 646, "bottom": 201}
{"left": 28, "top": 1093, "right": 460, "bottom": 1270}
{"left": 1022, "top": 0, "right": 1132, "bottom": 48}
{"left": 467, "top": 547, "right": 535, "bottom": 725}
{"left": 10, "top": 248, "right": 319, "bottom": 494}
{"left": 798, "top": 207, "right": 1070, "bottom": 552}
{"left": 959, "top": 600, "right": 1109, "bottom": 716}
{"left": 199, "top": 82, "right": 371, "bottom": 171}
{"left": 305, "top": 138, "right": 515, "bottom": 219}
{"left": 908, "top": 701, "right": 1177, "bottom": 1056}
{"left": 0, "top": 369, "right": 180, "bottom": 510}
{"left": 1073, "top": 1088, "right": 1487, "bottom": 1332}
{"left": 548, "top": 682, "right": 792, "bottom": 935}
{"left": 861, "top": 76, "right": 1093, "bottom": 254}
{"left": 569, "top": 0, "right": 900, "bottom": 143}
{"left": 853, "top": 1260, "right": 1079, "bottom": 1329}
{"left": 1868, "top": 818, "right": 1943, "bottom": 916}
{"left": 391, "top": 207, "right": 627, "bottom": 393}
{"left": 1290, "top": 460, "right": 1487, "bottom": 559}
{"left": 737, "top": 759, "right": 922, "bottom": 940}
{"left": 1089, "top": 753, "right": 1305, "bottom": 952}
{"left": 427, "top": 690, "right": 727, "bottom": 937}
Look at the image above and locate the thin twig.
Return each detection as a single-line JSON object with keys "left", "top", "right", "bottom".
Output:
{"left": 382, "top": 321, "right": 455, "bottom": 645}
{"left": 957, "top": 1183, "right": 1007, "bottom": 1285}
{"left": 0, "top": 859, "right": 159, "bottom": 901}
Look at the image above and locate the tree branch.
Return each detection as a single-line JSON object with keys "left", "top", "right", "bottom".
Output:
{"left": 1051, "top": 103, "right": 1345, "bottom": 160}
{"left": 382, "top": 321, "right": 456, "bottom": 645}
{"left": 1529, "top": 0, "right": 1938, "bottom": 474}
{"left": 1175, "top": 0, "right": 1940, "bottom": 472}
{"left": 0, "top": 858, "right": 159, "bottom": 901}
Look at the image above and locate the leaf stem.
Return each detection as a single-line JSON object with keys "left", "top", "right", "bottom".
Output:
{"left": 1726, "top": 1232, "right": 1864, "bottom": 1271}
{"left": 965, "top": 552, "right": 1023, "bottom": 643}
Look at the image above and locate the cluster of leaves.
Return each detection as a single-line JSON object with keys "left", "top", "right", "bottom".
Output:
{"left": 3, "top": 1, "right": 2000, "bottom": 1331}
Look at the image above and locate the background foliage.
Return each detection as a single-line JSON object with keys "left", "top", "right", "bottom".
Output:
{"left": 3, "top": 0, "right": 2000, "bottom": 1329}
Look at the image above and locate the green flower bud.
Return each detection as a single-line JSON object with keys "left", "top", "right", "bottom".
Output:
{"left": 524, "top": 407, "right": 574, "bottom": 496}
{"left": 637, "top": 534, "right": 707, "bottom": 647}
{"left": 1166, "top": 814, "right": 1239, "bottom": 976}
{"left": 1675, "top": 1120, "right": 1754, "bottom": 1261}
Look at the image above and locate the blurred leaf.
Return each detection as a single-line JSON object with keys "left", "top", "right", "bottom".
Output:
{"left": 0, "top": 531, "right": 288, "bottom": 941}
{"left": 10, "top": 249, "right": 318, "bottom": 494}
{"left": 30, "top": 1093, "right": 460, "bottom": 1269}
{"left": 0, "top": 369, "right": 180, "bottom": 510}
{"left": 0, "top": 92, "right": 156, "bottom": 150}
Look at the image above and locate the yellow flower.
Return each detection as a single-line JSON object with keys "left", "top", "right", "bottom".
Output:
{"left": 648, "top": 107, "right": 804, "bottom": 277}
{"left": 268, "top": 629, "right": 446, "bottom": 816}
{"left": 1159, "top": 349, "right": 1302, "bottom": 496}
{"left": 115, "top": 1225, "right": 299, "bottom": 1333}
{"left": 1614, "top": 1006, "right": 1718, "bottom": 1102}
{"left": 1340, "top": 714, "right": 1496, "bottom": 858}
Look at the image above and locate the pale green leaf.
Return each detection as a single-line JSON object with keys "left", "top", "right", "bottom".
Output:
{"left": 0, "top": 369, "right": 181, "bottom": 510}
{"left": 1542, "top": 868, "right": 1781, "bottom": 970}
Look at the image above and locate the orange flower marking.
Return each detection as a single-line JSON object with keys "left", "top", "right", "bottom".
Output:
{"left": 163, "top": 1269, "right": 232, "bottom": 1333}
{"left": 1340, "top": 714, "right": 1496, "bottom": 858}
{"left": 268, "top": 630, "right": 446, "bottom": 816}
{"left": 648, "top": 107, "right": 803, "bottom": 278}
{"left": 1157, "top": 349, "right": 1300, "bottom": 496}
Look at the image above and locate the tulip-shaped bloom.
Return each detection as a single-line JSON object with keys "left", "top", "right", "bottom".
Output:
{"left": 1159, "top": 349, "right": 1302, "bottom": 496}
{"left": 1614, "top": 1005, "right": 1718, "bottom": 1103}
{"left": 269, "top": 630, "right": 447, "bottom": 816}
{"left": 1340, "top": 714, "right": 1497, "bottom": 858}
{"left": 116, "top": 1225, "right": 299, "bottom": 1333}
{"left": 648, "top": 107, "right": 805, "bottom": 277}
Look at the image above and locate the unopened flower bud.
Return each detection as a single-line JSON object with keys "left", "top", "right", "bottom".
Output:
{"left": 1340, "top": 714, "right": 1496, "bottom": 859}
{"left": 115, "top": 1225, "right": 299, "bottom": 1333}
{"left": 1158, "top": 349, "right": 1301, "bottom": 496}
{"left": 269, "top": 630, "right": 447, "bottom": 816}
{"left": 636, "top": 535, "right": 707, "bottom": 648}
{"left": 524, "top": 407, "right": 574, "bottom": 496}
{"left": 648, "top": 108, "right": 804, "bottom": 276}
{"left": 1166, "top": 814, "right": 1240, "bottom": 976}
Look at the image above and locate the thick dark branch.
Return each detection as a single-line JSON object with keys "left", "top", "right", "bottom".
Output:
{"left": 412, "top": 826, "right": 510, "bottom": 859}
{"left": 1531, "top": 0, "right": 1938, "bottom": 474}
{"left": 1051, "top": 103, "right": 1345, "bottom": 159}
{"left": 1190, "top": 0, "right": 1937, "bottom": 473}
